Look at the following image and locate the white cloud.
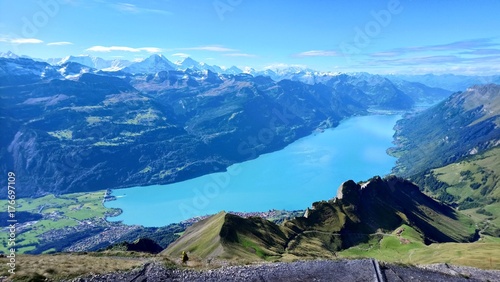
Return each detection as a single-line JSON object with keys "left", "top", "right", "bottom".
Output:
{"left": 47, "top": 41, "right": 73, "bottom": 46}
{"left": 0, "top": 37, "right": 43, "bottom": 44}
{"left": 139, "top": 47, "right": 162, "bottom": 53}
{"left": 182, "top": 45, "right": 237, "bottom": 52}
{"left": 386, "top": 38, "right": 499, "bottom": 55}
{"left": 85, "top": 46, "right": 162, "bottom": 53}
{"left": 293, "top": 50, "right": 340, "bottom": 57}
{"left": 112, "top": 3, "right": 172, "bottom": 15}
{"left": 172, "top": 52, "right": 190, "bottom": 58}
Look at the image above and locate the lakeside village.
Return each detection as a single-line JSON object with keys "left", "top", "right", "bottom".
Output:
{"left": 103, "top": 189, "right": 304, "bottom": 225}
{"left": 179, "top": 209, "right": 305, "bottom": 226}
{"left": 2, "top": 190, "right": 304, "bottom": 254}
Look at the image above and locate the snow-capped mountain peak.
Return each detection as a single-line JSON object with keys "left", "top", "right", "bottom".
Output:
{"left": 176, "top": 57, "right": 201, "bottom": 70}
{"left": 223, "top": 66, "right": 243, "bottom": 75}
{"left": 58, "top": 55, "right": 111, "bottom": 69}
{"left": 123, "top": 54, "right": 176, "bottom": 74}
{"left": 243, "top": 66, "right": 256, "bottom": 74}
{"left": 2, "top": 52, "right": 338, "bottom": 79}
{"left": 262, "top": 63, "right": 310, "bottom": 74}
{"left": 102, "top": 59, "right": 132, "bottom": 71}
{"left": 181, "top": 57, "right": 199, "bottom": 65}
{"left": 0, "top": 51, "right": 19, "bottom": 59}
{"left": 57, "top": 61, "right": 95, "bottom": 79}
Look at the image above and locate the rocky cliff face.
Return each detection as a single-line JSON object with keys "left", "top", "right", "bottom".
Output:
{"left": 285, "top": 176, "right": 477, "bottom": 254}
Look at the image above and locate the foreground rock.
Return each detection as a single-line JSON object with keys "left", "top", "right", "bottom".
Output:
{"left": 68, "top": 259, "right": 500, "bottom": 282}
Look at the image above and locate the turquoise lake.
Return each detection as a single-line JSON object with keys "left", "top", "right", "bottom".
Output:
{"left": 105, "top": 114, "right": 400, "bottom": 227}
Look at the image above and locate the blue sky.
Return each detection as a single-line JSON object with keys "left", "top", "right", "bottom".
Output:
{"left": 1, "top": 0, "right": 499, "bottom": 74}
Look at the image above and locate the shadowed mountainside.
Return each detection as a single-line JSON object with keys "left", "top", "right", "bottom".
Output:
{"left": 390, "top": 84, "right": 500, "bottom": 178}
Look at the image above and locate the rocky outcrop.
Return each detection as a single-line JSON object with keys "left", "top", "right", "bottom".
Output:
{"left": 163, "top": 176, "right": 477, "bottom": 261}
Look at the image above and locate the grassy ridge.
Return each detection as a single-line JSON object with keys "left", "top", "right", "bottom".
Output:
{"left": 162, "top": 212, "right": 227, "bottom": 260}
{"left": 411, "top": 146, "right": 500, "bottom": 235}
{"left": 163, "top": 212, "right": 288, "bottom": 262}
{"left": 340, "top": 225, "right": 500, "bottom": 269}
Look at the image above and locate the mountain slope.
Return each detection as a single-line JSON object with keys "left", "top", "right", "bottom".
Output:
{"left": 57, "top": 61, "right": 95, "bottom": 77}
{"left": 0, "top": 57, "right": 62, "bottom": 85}
{"left": 387, "top": 74, "right": 500, "bottom": 91}
{"left": 410, "top": 146, "right": 500, "bottom": 235}
{"left": 162, "top": 212, "right": 288, "bottom": 261}
{"left": 254, "top": 71, "right": 451, "bottom": 110}
{"left": 390, "top": 79, "right": 452, "bottom": 104}
{"left": 163, "top": 212, "right": 227, "bottom": 259}
{"left": 163, "top": 176, "right": 477, "bottom": 261}
{"left": 390, "top": 84, "right": 500, "bottom": 177}
{"left": 175, "top": 57, "right": 203, "bottom": 71}
{"left": 341, "top": 73, "right": 415, "bottom": 110}
{"left": 286, "top": 176, "right": 476, "bottom": 256}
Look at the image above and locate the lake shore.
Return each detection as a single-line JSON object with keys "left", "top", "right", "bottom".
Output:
{"left": 105, "top": 114, "right": 401, "bottom": 227}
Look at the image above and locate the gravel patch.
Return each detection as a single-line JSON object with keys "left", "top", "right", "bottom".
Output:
{"left": 67, "top": 259, "right": 500, "bottom": 282}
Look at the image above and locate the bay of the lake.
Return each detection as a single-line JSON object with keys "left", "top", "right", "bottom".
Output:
{"left": 105, "top": 114, "right": 400, "bottom": 227}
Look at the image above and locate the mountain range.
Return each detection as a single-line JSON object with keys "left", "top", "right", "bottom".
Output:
{"left": 0, "top": 54, "right": 459, "bottom": 197}
{"left": 3, "top": 51, "right": 500, "bottom": 91}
